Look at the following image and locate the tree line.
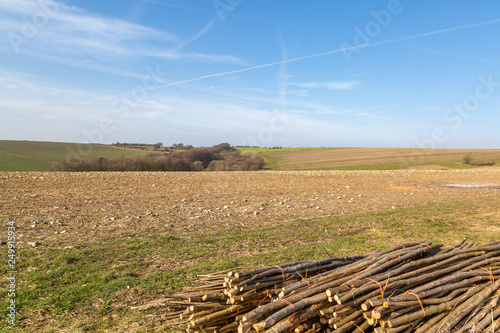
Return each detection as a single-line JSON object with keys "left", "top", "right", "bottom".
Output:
{"left": 51, "top": 143, "right": 265, "bottom": 172}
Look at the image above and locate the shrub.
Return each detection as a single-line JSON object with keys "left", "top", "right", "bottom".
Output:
{"left": 50, "top": 144, "right": 265, "bottom": 172}
{"left": 469, "top": 160, "right": 496, "bottom": 166}
{"left": 462, "top": 153, "right": 473, "bottom": 165}
{"left": 207, "top": 160, "right": 229, "bottom": 171}
{"left": 192, "top": 161, "right": 204, "bottom": 171}
{"left": 462, "top": 153, "right": 496, "bottom": 166}
{"left": 182, "top": 149, "right": 218, "bottom": 168}
{"left": 153, "top": 142, "right": 163, "bottom": 151}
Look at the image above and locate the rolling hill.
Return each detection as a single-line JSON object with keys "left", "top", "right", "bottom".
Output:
{"left": 0, "top": 140, "right": 153, "bottom": 171}
{"left": 1, "top": 141, "right": 499, "bottom": 171}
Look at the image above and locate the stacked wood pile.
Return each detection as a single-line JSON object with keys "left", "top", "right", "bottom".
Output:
{"left": 138, "top": 240, "right": 500, "bottom": 332}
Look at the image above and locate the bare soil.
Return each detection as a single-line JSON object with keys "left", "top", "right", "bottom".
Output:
{"left": 2, "top": 169, "right": 500, "bottom": 249}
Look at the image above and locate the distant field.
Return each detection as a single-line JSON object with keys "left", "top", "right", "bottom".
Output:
{"left": 1, "top": 142, "right": 499, "bottom": 172}
{"left": 237, "top": 147, "right": 324, "bottom": 153}
{"left": 0, "top": 140, "right": 153, "bottom": 171}
{"left": 239, "top": 147, "right": 500, "bottom": 170}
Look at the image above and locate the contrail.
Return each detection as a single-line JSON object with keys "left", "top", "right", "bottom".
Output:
{"left": 91, "top": 19, "right": 500, "bottom": 103}
{"left": 180, "top": 18, "right": 217, "bottom": 48}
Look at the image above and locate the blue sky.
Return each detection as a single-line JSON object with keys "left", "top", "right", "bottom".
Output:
{"left": 1, "top": 0, "right": 500, "bottom": 148}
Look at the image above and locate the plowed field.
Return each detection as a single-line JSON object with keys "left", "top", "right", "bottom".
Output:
{"left": 1, "top": 169, "right": 500, "bottom": 332}
{"left": 2, "top": 170, "right": 500, "bottom": 247}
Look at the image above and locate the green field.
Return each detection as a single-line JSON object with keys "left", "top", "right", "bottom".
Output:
{"left": 1, "top": 141, "right": 499, "bottom": 172}
{"left": 0, "top": 141, "right": 153, "bottom": 171}
{"left": 238, "top": 147, "right": 500, "bottom": 170}
{"left": 3, "top": 197, "right": 500, "bottom": 332}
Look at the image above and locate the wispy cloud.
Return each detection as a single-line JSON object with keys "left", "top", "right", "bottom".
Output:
{"left": 292, "top": 81, "right": 360, "bottom": 90}
{"left": 0, "top": 71, "right": 101, "bottom": 118}
{"left": 93, "top": 19, "right": 500, "bottom": 101}
{"left": 149, "top": 49, "right": 244, "bottom": 64}
{"left": 0, "top": 69, "right": 418, "bottom": 147}
{"left": 303, "top": 97, "right": 449, "bottom": 118}
{"left": 0, "top": 0, "right": 245, "bottom": 67}
{"left": 0, "top": 0, "right": 176, "bottom": 50}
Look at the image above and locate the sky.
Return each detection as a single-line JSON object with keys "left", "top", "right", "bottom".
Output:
{"left": 1, "top": 0, "right": 500, "bottom": 148}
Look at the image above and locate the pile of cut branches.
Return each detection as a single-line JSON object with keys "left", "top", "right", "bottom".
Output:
{"left": 136, "top": 239, "right": 500, "bottom": 332}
